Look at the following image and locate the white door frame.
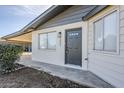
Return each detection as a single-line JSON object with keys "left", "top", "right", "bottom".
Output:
{"left": 82, "top": 22, "right": 88, "bottom": 70}
{"left": 63, "top": 22, "right": 88, "bottom": 70}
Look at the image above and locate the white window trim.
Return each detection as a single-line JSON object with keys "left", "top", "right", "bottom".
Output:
{"left": 38, "top": 31, "right": 57, "bottom": 50}
{"left": 92, "top": 8, "right": 120, "bottom": 55}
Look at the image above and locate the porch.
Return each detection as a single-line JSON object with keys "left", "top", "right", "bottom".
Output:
{"left": 18, "top": 54, "right": 113, "bottom": 88}
{"left": 3, "top": 31, "right": 113, "bottom": 87}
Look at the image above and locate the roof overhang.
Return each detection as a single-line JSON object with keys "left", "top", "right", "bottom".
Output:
{"left": 2, "top": 5, "right": 72, "bottom": 39}
{"left": 82, "top": 5, "right": 109, "bottom": 21}
{"left": 2, "top": 5, "right": 108, "bottom": 40}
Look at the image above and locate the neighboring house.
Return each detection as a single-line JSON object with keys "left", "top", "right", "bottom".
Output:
{"left": 0, "top": 37, "right": 6, "bottom": 44}
{"left": 2, "top": 5, "right": 124, "bottom": 87}
{"left": 0, "top": 37, "right": 32, "bottom": 52}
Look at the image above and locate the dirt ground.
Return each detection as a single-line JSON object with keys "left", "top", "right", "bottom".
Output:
{"left": 0, "top": 67, "right": 89, "bottom": 88}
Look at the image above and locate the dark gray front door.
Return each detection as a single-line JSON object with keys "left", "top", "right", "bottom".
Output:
{"left": 65, "top": 28, "right": 82, "bottom": 66}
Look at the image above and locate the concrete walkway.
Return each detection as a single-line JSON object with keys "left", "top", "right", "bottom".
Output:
{"left": 18, "top": 59, "right": 113, "bottom": 88}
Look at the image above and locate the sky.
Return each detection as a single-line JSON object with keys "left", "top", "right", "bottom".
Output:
{"left": 0, "top": 5, "right": 51, "bottom": 37}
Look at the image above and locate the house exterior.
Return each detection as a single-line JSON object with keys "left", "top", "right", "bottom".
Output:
{"left": 0, "top": 36, "right": 32, "bottom": 52}
{"left": 2, "top": 5, "right": 124, "bottom": 87}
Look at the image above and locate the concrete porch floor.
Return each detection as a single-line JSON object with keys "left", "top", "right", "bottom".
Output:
{"left": 19, "top": 58, "right": 113, "bottom": 88}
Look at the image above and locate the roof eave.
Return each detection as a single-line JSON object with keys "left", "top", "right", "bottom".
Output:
{"left": 2, "top": 5, "right": 72, "bottom": 39}
{"left": 82, "top": 5, "right": 109, "bottom": 21}
{"left": 1, "top": 5, "right": 57, "bottom": 39}
{"left": 2, "top": 5, "right": 58, "bottom": 39}
{"left": 2, "top": 5, "right": 108, "bottom": 39}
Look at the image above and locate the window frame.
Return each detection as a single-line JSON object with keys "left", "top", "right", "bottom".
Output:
{"left": 38, "top": 31, "right": 57, "bottom": 50}
{"left": 93, "top": 9, "right": 119, "bottom": 55}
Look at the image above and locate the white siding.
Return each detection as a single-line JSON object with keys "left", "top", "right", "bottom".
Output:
{"left": 32, "top": 22, "right": 88, "bottom": 70}
{"left": 120, "top": 43, "right": 124, "bottom": 50}
{"left": 120, "top": 27, "right": 124, "bottom": 35}
{"left": 88, "top": 6, "right": 124, "bottom": 87}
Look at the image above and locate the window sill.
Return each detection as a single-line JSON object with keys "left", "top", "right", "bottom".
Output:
{"left": 39, "top": 48, "right": 56, "bottom": 52}
{"left": 91, "top": 49, "right": 120, "bottom": 56}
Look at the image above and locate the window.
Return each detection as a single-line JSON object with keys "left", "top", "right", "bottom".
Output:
{"left": 39, "top": 32, "right": 56, "bottom": 49}
{"left": 48, "top": 32, "right": 56, "bottom": 49}
{"left": 104, "top": 12, "right": 117, "bottom": 51}
{"left": 39, "top": 34, "right": 47, "bottom": 49}
{"left": 94, "top": 11, "right": 117, "bottom": 52}
{"left": 94, "top": 19, "right": 103, "bottom": 50}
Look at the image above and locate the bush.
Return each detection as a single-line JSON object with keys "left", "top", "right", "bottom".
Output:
{"left": 0, "top": 44, "right": 23, "bottom": 72}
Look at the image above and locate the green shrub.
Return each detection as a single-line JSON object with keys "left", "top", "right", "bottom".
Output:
{"left": 0, "top": 44, "right": 23, "bottom": 72}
